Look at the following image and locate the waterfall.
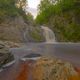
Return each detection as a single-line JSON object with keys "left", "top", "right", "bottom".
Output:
{"left": 41, "top": 26, "right": 56, "bottom": 43}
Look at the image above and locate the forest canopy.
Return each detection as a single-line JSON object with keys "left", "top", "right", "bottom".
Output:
{"left": 0, "top": 0, "right": 33, "bottom": 24}
{"left": 36, "top": 0, "right": 80, "bottom": 42}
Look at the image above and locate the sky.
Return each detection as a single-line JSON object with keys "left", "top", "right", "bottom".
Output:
{"left": 28, "top": 0, "right": 40, "bottom": 9}
{"left": 27, "top": 0, "right": 40, "bottom": 18}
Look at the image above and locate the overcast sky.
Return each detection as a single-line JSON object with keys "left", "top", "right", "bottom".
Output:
{"left": 28, "top": 0, "right": 40, "bottom": 9}
{"left": 27, "top": 0, "right": 40, "bottom": 18}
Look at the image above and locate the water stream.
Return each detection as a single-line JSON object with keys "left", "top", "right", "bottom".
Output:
{"left": 41, "top": 26, "right": 56, "bottom": 43}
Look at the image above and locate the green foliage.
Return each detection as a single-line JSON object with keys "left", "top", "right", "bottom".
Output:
{"left": 0, "top": 0, "right": 17, "bottom": 15}
{"left": 0, "top": 0, "right": 34, "bottom": 24}
{"left": 16, "top": 0, "right": 27, "bottom": 10}
{"left": 36, "top": 0, "right": 80, "bottom": 42}
{"left": 30, "top": 29, "right": 44, "bottom": 42}
{"left": 0, "top": 0, "right": 19, "bottom": 22}
{"left": 30, "top": 31, "right": 42, "bottom": 42}
{"left": 59, "top": 0, "right": 75, "bottom": 11}
{"left": 36, "top": 0, "right": 62, "bottom": 24}
{"left": 26, "top": 13, "right": 34, "bottom": 24}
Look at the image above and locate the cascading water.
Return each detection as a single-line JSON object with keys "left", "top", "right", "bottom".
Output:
{"left": 41, "top": 26, "right": 56, "bottom": 43}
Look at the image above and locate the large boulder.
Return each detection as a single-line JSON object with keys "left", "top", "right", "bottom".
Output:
{"left": 0, "top": 42, "right": 14, "bottom": 69}
{"left": 32, "top": 57, "right": 80, "bottom": 80}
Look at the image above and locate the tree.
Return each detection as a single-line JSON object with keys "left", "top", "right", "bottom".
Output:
{"left": 16, "top": 0, "right": 27, "bottom": 11}
{"left": 0, "top": 0, "right": 29, "bottom": 23}
{"left": 38, "top": 0, "right": 58, "bottom": 13}
{"left": 0, "top": 0, "right": 18, "bottom": 21}
{"left": 36, "top": 0, "right": 80, "bottom": 42}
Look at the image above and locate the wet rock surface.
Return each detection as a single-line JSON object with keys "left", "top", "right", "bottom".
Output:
{"left": 0, "top": 43, "right": 80, "bottom": 80}
{"left": 32, "top": 57, "right": 80, "bottom": 80}
{"left": 0, "top": 42, "right": 14, "bottom": 69}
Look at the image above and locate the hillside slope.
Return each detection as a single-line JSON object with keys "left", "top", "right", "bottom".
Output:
{"left": 0, "top": 0, "right": 45, "bottom": 43}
